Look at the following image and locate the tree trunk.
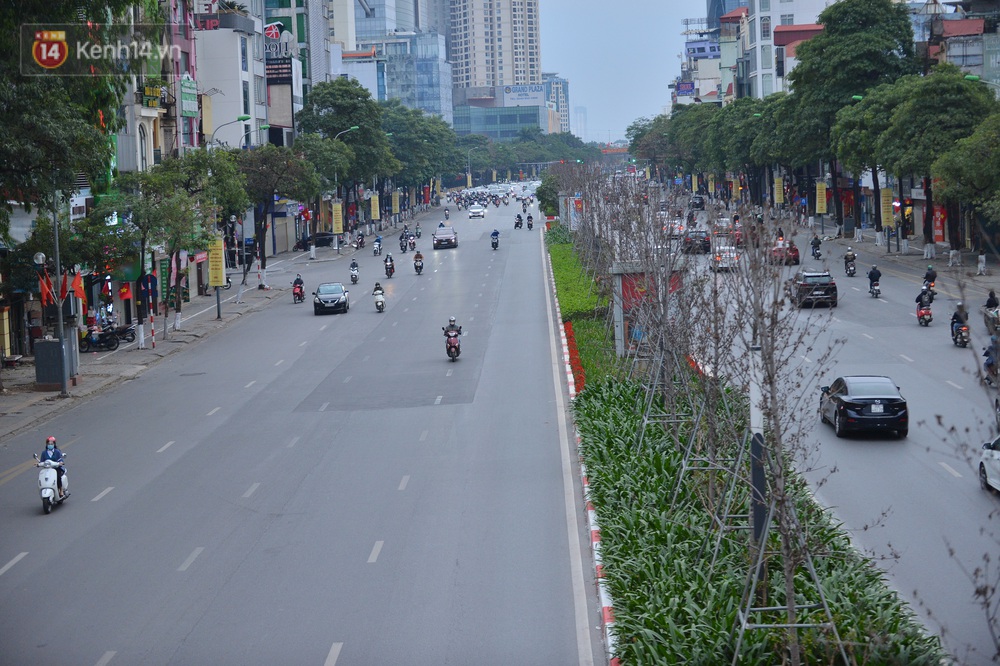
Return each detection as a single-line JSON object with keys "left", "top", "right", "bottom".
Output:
{"left": 924, "top": 175, "right": 934, "bottom": 246}
{"left": 830, "top": 158, "right": 844, "bottom": 232}
{"left": 872, "top": 170, "right": 883, "bottom": 232}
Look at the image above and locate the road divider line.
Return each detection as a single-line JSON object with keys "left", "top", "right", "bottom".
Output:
{"left": 392, "top": 321, "right": 398, "bottom": 327}
{"left": 862, "top": 333, "right": 874, "bottom": 340}
{"left": 245, "top": 380, "right": 256, "bottom": 388}
{"left": 403, "top": 308, "right": 409, "bottom": 312}
{"left": 299, "top": 341, "right": 307, "bottom": 347}
{"left": 0, "top": 552, "right": 28, "bottom": 577}
{"left": 242, "top": 482, "right": 261, "bottom": 498}
{"left": 94, "top": 651, "right": 116, "bottom": 666}
{"left": 207, "top": 407, "right": 220, "bottom": 416}
{"left": 398, "top": 475, "right": 409, "bottom": 491}
{"left": 177, "top": 547, "right": 204, "bottom": 572}
{"left": 419, "top": 430, "right": 428, "bottom": 442}
{"left": 851, "top": 287, "right": 860, "bottom": 291}
{"left": 939, "top": 462, "right": 962, "bottom": 478}
{"left": 92, "top": 487, "right": 114, "bottom": 502}
{"left": 288, "top": 436, "right": 300, "bottom": 448}
{"left": 157, "top": 441, "right": 175, "bottom": 453}
{"left": 343, "top": 376, "right": 352, "bottom": 383}
{"left": 946, "top": 380, "right": 963, "bottom": 390}
{"left": 320, "top": 402, "right": 330, "bottom": 412}
{"left": 900, "top": 354, "right": 914, "bottom": 362}
{"left": 324, "top": 642, "right": 343, "bottom": 666}
{"left": 434, "top": 396, "right": 442, "bottom": 405}
{"left": 446, "top": 369, "right": 453, "bottom": 377}
{"left": 275, "top": 359, "right": 284, "bottom": 366}
{"left": 469, "top": 316, "right": 475, "bottom": 321}
{"left": 379, "top": 337, "right": 385, "bottom": 342}
{"left": 367, "top": 541, "right": 384, "bottom": 563}
{"left": 800, "top": 355, "right": 812, "bottom": 363}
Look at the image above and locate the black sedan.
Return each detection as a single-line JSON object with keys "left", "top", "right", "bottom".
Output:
{"left": 681, "top": 229, "right": 711, "bottom": 254}
{"left": 313, "top": 282, "right": 350, "bottom": 315}
{"left": 819, "top": 375, "right": 907, "bottom": 438}
{"left": 295, "top": 232, "right": 337, "bottom": 250}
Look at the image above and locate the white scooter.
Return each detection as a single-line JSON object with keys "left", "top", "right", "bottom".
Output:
{"left": 350, "top": 267, "right": 359, "bottom": 285}
{"left": 374, "top": 289, "right": 386, "bottom": 313}
{"left": 32, "top": 453, "right": 68, "bottom": 514}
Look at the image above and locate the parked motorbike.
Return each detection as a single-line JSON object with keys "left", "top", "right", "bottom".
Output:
{"left": 373, "top": 241, "right": 382, "bottom": 256}
{"left": 355, "top": 234, "right": 366, "bottom": 249}
{"left": 443, "top": 327, "right": 462, "bottom": 361}
{"left": 385, "top": 262, "right": 395, "bottom": 279}
{"left": 292, "top": 283, "right": 305, "bottom": 304}
{"left": 845, "top": 261, "right": 856, "bottom": 277}
{"left": 79, "top": 325, "right": 120, "bottom": 352}
{"left": 32, "top": 453, "right": 68, "bottom": 514}
{"left": 414, "top": 259, "right": 424, "bottom": 275}
{"left": 374, "top": 290, "right": 386, "bottom": 313}
{"left": 869, "top": 282, "right": 881, "bottom": 299}
{"left": 953, "top": 323, "right": 971, "bottom": 348}
{"left": 350, "top": 267, "right": 359, "bottom": 285}
{"left": 113, "top": 323, "right": 137, "bottom": 342}
{"left": 917, "top": 305, "right": 933, "bottom": 327}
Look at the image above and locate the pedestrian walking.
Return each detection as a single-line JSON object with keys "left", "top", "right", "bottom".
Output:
{"left": 948, "top": 249, "right": 962, "bottom": 267}
{"left": 978, "top": 249, "right": 988, "bottom": 276}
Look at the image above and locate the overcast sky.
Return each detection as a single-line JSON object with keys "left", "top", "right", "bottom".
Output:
{"left": 539, "top": 0, "right": 688, "bottom": 145}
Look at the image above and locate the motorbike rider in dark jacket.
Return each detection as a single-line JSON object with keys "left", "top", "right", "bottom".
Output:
{"left": 843, "top": 247, "right": 857, "bottom": 273}
{"left": 987, "top": 290, "right": 999, "bottom": 309}
{"left": 952, "top": 302, "right": 968, "bottom": 336}
{"left": 916, "top": 285, "right": 934, "bottom": 308}
{"left": 923, "top": 265, "right": 937, "bottom": 291}
{"left": 867, "top": 265, "right": 881, "bottom": 291}
{"left": 444, "top": 316, "right": 462, "bottom": 336}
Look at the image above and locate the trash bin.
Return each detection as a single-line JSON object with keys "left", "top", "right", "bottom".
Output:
{"left": 34, "top": 338, "right": 69, "bottom": 388}
{"left": 843, "top": 216, "right": 855, "bottom": 235}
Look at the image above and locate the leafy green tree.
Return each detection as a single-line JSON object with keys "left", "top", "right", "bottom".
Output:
{"left": 662, "top": 104, "right": 718, "bottom": 179}
{"left": 536, "top": 170, "right": 560, "bottom": 217}
{"left": 878, "top": 66, "right": 997, "bottom": 245}
{"left": 788, "top": 0, "right": 916, "bottom": 225}
{"left": 296, "top": 78, "right": 400, "bottom": 184}
{"left": 380, "top": 99, "right": 456, "bottom": 188}
{"left": 236, "top": 145, "right": 319, "bottom": 284}
{"left": 934, "top": 113, "right": 1000, "bottom": 234}
{"left": 294, "top": 133, "right": 353, "bottom": 236}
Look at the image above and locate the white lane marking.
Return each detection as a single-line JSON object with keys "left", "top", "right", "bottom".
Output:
{"left": 446, "top": 369, "right": 453, "bottom": 377}
{"left": 398, "top": 475, "right": 409, "bottom": 491}
{"left": 851, "top": 286, "right": 860, "bottom": 291}
{"left": 832, "top": 317, "right": 841, "bottom": 322}
{"left": 474, "top": 303, "right": 479, "bottom": 308}
{"left": 541, "top": 246, "right": 594, "bottom": 665}
{"left": 367, "top": 541, "right": 384, "bottom": 563}
{"left": 478, "top": 293, "right": 483, "bottom": 297}
{"left": 299, "top": 341, "right": 307, "bottom": 347}
{"left": 287, "top": 436, "right": 299, "bottom": 448}
{"left": 363, "top": 355, "right": 370, "bottom": 362}
{"left": 392, "top": 321, "right": 398, "bottom": 326}
{"left": 379, "top": 337, "right": 386, "bottom": 342}
{"left": 245, "top": 380, "right": 256, "bottom": 388}
{"left": 469, "top": 316, "right": 474, "bottom": 321}
{"left": 412, "top": 297, "right": 418, "bottom": 301}
{"left": 404, "top": 308, "right": 409, "bottom": 312}
{"left": 939, "top": 462, "right": 962, "bottom": 478}
{"left": 946, "top": 380, "right": 963, "bottom": 390}
{"left": 324, "top": 642, "right": 343, "bottom": 666}
{"left": 900, "top": 354, "right": 914, "bottom": 363}
{"left": 434, "top": 396, "right": 443, "bottom": 405}
{"left": 242, "top": 482, "right": 261, "bottom": 498}
{"left": 95, "top": 651, "right": 116, "bottom": 666}
{"left": 275, "top": 359, "right": 284, "bottom": 366}
{"left": 862, "top": 333, "right": 874, "bottom": 340}
{"left": 320, "top": 402, "right": 330, "bottom": 412}
{"left": 157, "top": 441, "right": 175, "bottom": 453}
{"left": 92, "top": 487, "right": 114, "bottom": 502}
{"left": 207, "top": 407, "right": 220, "bottom": 416}
{"left": 177, "top": 547, "right": 205, "bottom": 572}
{"left": 800, "top": 355, "right": 812, "bottom": 363}
{"left": 0, "top": 552, "right": 28, "bottom": 577}
{"left": 320, "top": 324, "right": 328, "bottom": 331}
{"left": 343, "top": 376, "right": 352, "bottom": 383}
{"left": 419, "top": 430, "right": 428, "bottom": 442}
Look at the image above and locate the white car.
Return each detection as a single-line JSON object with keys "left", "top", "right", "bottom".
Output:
{"left": 980, "top": 434, "right": 1000, "bottom": 492}
{"left": 468, "top": 205, "right": 486, "bottom": 219}
{"left": 710, "top": 246, "right": 739, "bottom": 272}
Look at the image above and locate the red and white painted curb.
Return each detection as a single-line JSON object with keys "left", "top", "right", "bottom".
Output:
{"left": 543, "top": 229, "right": 617, "bottom": 665}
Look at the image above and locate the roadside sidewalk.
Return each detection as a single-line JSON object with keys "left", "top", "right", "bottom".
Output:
{"left": 0, "top": 209, "right": 442, "bottom": 443}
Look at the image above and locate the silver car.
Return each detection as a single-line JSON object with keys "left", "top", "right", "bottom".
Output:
{"left": 468, "top": 205, "right": 486, "bottom": 219}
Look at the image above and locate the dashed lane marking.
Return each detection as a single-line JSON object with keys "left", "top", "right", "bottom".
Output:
{"left": 245, "top": 380, "right": 256, "bottom": 388}
{"left": 939, "top": 462, "right": 962, "bottom": 478}
{"left": 177, "top": 547, "right": 204, "bottom": 572}
{"left": 157, "top": 441, "right": 175, "bottom": 453}
{"left": 0, "top": 552, "right": 28, "bottom": 577}
{"left": 207, "top": 407, "right": 220, "bottom": 416}
{"left": 367, "top": 541, "right": 384, "bottom": 563}
{"left": 92, "top": 487, "right": 114, "bottom": 502}
{"left": 398, "top": 476, "right": 409, "bottom": 491}
{"left": 434, "top": 396, "right": 443, "bottom": 405}
{"left": 242, "top": 483, "right": 260, "bottom": 499}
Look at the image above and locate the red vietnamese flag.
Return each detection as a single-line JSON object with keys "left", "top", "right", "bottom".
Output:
{"left": 38, "top": 272, "right": 55, "bottom": 306}
{"left": 71, "top": 273, "right": 87, "bottom": 312}
{"left": 59, "top": 272, "right": 68, "bottom": 301}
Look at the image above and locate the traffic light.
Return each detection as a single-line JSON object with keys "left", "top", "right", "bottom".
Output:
{"left": 576, "top": 159, "right": 583, "bottom": 164}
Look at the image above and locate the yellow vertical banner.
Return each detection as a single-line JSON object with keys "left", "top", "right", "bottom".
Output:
{"left": 491, "top": 170, "right": 496, "bottom": 183}
{"left": 332, "top": 202, "right": 343, "bottom": 234}
{"left": 708, "top": 174, "right": 715, "bottom": 194}
{"left": 391, "top": 191, "right": 400, "bottom": 214}
{"left": 466, "top": 172, "right": 472, "bottom": 188}
{"left": 645, "top": 166, "right": 650, "bottom": 179}
{"left": 371, "top": 194, "right": 380, "bottom": 220}
{"left": 208, "top": 236, "right": 225, "bottom": 287}
{"left": 506, "top": 169, "right": 511, "bottom": 181}
{"left": 880, "top": 188, "right": 894, "bottom": 227}
{"left": 436, "top": 179, "right": 442, "bottom": 196}
{"left": 774, "top": 177, "right": 784, "bottom": 204}
{"left": 816, "top": 182, "right": 827, "bottom": 214}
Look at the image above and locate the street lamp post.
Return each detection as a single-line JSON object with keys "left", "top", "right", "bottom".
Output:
{"left": 237, "top": 124, "right": 270, "bottom": 149}
{"left": 207, "top": 114, "right": 251, "bottom": 149}
{"left": 467, "top": 147, "right": 481, "bottom": 188}
{"left": 331, "top": 126, "right": 359, "bottom": 256}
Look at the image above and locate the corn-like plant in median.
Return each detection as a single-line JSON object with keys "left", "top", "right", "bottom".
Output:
{"left": 573, "top": 379, "right": 946, "bottom": 665}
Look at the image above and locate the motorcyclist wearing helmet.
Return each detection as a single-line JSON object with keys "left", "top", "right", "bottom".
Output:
{"left": 491, "top": 229, "right": 500, "bottom": 240}
{"left": 987, "top": 289, "right": 999, "bottom": 310}
{"left": 39, "top": 436, "right": 66, "bottom": 497}
{"left": 350, "top": 259, "right": 359, "bottom": 271}
{"left": 384, "top": 253, "right": 394, "bottom": 269}
{"left": 292, "top": 273, "right": 304, "bottom": 288}
{"left": 843, "top": 246, "right": 857, "bottom": 273}
{"left": 372, "top": 282, "right": 384, "bottom": 296}
{"left": 952, "top": 302, "right": 969, "bottom": 337}
{"left": 444, "top": 316, "right": 462, "bottom": 336}
{"left": 916, "top": 285, "right": 934, "bottom": 308}
{"left": 867, "top": 265, "right": 881, "bottom": 291}
{"left": 924, "top": 265, "right": 937, "bottom": 286}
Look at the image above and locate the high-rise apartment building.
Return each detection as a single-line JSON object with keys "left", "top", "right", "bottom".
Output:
{"left": 542, "top": 72, "right": 570, "bottom": 133}
{"left": 707, "top": 0, "right": 748, "bottom": 29}
{"left": 450, "top": 0, "right": 542, "bottom": 88}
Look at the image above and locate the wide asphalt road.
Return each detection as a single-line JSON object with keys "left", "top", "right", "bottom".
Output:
{"left": 0, "top": 203, "right": 603, "bottom": 665}
{"left": 689, "top": 212, "right": 1000, "bottom": 664}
